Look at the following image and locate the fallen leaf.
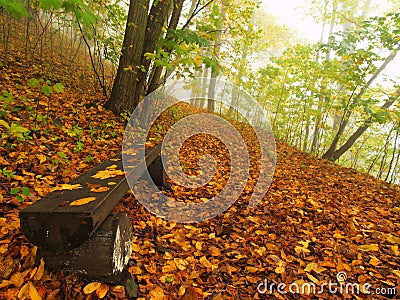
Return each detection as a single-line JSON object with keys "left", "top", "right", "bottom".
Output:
{"left": 28, "top": 282, "right": 42, "bottom": 300}
{"left": 90, "top": 186, "right": 110, "bottom": 193}
{"left": 128, "top": 266, "right": 142, "bottom": 275}
{"left": 69, "top": 196, "right": 97, "bottom": 206}
{"left": 33, "top": 258, "right": 45, "bottom": 281}
{"left": 369, "top": 256, "right": 381, "bottom": 266}
{"left": 91, "top": 169, "right": 125, "bottom": 179}
{"left": 359, "top": 244, "right": 379, "bottom": 252}
{"left": 386, "top": 234, "right": 400, "bottom": 244}
{"left": 54, "top": 183, "right": 82, "bottom": 191}
{"left": 83, "top": 282, "right": 101, "bottom": 294}
{"left": 96, "top": 284, "right": 109, "bottom": 298}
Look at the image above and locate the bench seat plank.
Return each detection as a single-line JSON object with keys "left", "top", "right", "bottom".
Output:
{"left": 20, "top": 144, "right": 162, "bottom": 252}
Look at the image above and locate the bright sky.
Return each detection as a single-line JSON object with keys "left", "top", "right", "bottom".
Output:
{"left": 261, "top": 0, "right": 400, "bottom": 86}
{"left": 261, "top": 0, "right": 321, "bottom": 43}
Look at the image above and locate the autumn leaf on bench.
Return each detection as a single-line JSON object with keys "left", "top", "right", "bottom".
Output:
{"left": 69, "top": 197, "right": 97, "bottom": 206}
{"left": 91, "top": 166, "right": 125, "bottom": 180}
{"left": 86, "top": 183, "right": 110, "bottom": 193}
{"left": 54, "top": 183, "right": 82, "bottom": 191}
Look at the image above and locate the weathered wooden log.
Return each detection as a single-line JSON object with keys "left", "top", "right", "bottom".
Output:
{"left": 20, "top": 144, "right": 164, "bottom": 252}
{"left": 36, "top": 212, "right": 132, "bottom": 283}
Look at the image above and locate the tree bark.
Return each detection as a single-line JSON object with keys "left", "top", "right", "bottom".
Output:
{"left": 326, "top": 91, "right": 399, "bottom": 162}
{"left": 105, "top": 0, "right": 150, "bottom": 115}
{"left": 147, "top": 0, "right": 185, "bottom": 94}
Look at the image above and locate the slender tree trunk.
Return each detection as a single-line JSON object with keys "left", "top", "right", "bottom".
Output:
{"left": 207, "top": 1, "right": 227, "bottom": 112}
{"left": 385, "top": 128, "right": 399, "bottom": 182}
{"left": 323, "top": 45, "right": 400, "bottom": 160}
{"left": 147, "top": 0, "right": 185, "bottom": 94}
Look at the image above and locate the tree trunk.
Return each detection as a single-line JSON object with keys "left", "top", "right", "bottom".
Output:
{"left": 207, "top": 1, "right": 227, "bottom": 112}
{"left": 147, "top": 0, "right": 185, "bottom": 94}
{"left": 327, "top": 92, "right": 399, "bottom": 162}
{"left": 105, "top": 0, "right": 150, "bottom": 115}
{"left": 322, "top": 45, "right": 400, "bottom": 160}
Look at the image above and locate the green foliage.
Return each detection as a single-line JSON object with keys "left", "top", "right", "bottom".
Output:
{"left": 0, "top": 0, "right": 28, "bottom": 18}
{"left": 1, "top": 0, "right": 96, "bottom": 24}
{"left": 0, "top": 120, "right": 30, "bottom": 143}
{"left": 0, "top": 167, "right": 15, "bottom": 179}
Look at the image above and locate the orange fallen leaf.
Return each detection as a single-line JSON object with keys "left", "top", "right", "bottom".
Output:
{"left": 33, "top": 258, "right": 45, "bottom": 281}
{"left": 83, "top": 282, "right": 101, "bottom": 294}
{"left": 359, "top": 244, "right": 379, "bottom": 252}
{"left": 90, "top": 186, "right": 110, "bottom": 193}
{"left": 96, "top": 284, "right": 109, "bottom": 298}
{"left": 28, "top": 282, "right": 42, "bottom": 300}
{"left": 91, "top": 169, "right": 125, "bottom": 179}
{"left": 54, "top": 183, "right": 82, "bottom": 191}
{"left": 69, "top": 196, "right": 97, "bottom": 206}
{"left": 128, "top": 266, "right": 142, "bottom": 275}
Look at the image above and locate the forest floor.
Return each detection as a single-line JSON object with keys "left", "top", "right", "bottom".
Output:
{"left": 1, "top": 45, "right": 400, "bottom": 300}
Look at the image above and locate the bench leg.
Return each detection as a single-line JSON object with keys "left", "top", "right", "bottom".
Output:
{"left": 147, "top": 154, "right": 166, "bottom": 186}
{"left": 36, "top": 212, "right": 132, "bottom": 283}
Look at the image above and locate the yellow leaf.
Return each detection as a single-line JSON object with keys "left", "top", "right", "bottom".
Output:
{"left": 275, "top": 261, "right": 286, "bottom": 274}
{"left": 359, "top": 244, "right": 379, "bottom": 252}
{"left": 0, "top": 280, "right": 12, "bottom": 289}
{"left": 90, "top": 186, "right": 110, "bottom": 193}
{"left": 91, "top": 169, "right": 125, "bottom": 180}
{"left": 108, "top": 181, "right": 117, "bottom": 185}
{"left": 69, "top": 197, "right": 96, "bottom": 206}
{"left": 54, "top": 183, "right": 82, "bottom": 191}
{"left": 392, "top": 270, "right": 400, "bottom": 277}
{"left": 245, "top": 266, "right": 258, "bottom": 273}
{"left": 28, "top": 282, "right": 42, "bottom": 300}
{"left": 295, "top": 245, "right": 310, "bottom": 255}
{"left": 304, "top": 262, "right": 318, "bottom": 273}
{"left": 36, "top": 154, "right": 47, "bottom": 164}
{"left": 33, "top": 258, "right": 45, "bottom": 281}
{"left": 132, "top": 243, "right": 140, "bottom": 252}
{"left": 306, "top": 273, "right": 320, "bottom": 284}
{"left": 386, "top": 234, "right": 400, "bottom": 244}
{"left": 369, "top": 256, "right": 381, "bottom": 266}
{"left": 83, "top": 282, "right": 101, "bottom": 294}
{"left": 178, "top": 285, "right": 186, "bottom": 296}
{"left": 333, "top": 233, "right": 345, "bottom": 239}
{"left": 174, "top": 258, "right": 188, "bottom": 271}
{"left": 96, "top": 284, "right": 109, "bottom": 299}
{"left": 149, "top": 286, "right": 165, "bottom": 299}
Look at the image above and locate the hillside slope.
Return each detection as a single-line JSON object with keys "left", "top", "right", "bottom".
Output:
{"left": 1, "top": 46, "right": 400, "bottom": 300}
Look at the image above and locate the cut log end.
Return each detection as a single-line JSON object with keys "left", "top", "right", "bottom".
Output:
{"left": 36, "top": 212, "right": 133, "bottom": 283}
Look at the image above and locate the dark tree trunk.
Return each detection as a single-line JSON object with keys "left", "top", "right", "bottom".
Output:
{"left": 105, "top": 0, "right": 150, "bottom": 115}
{"left": 326, "top": 92, "right": 399, "bottom": 162}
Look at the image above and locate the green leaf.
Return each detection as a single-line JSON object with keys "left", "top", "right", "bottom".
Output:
{"left": 41, "top": 85, "right": 52, "bottom": 96}
{"left": 41, "top": 0, "right": 63, "bottom": 10}
{"left": 57, "top": 151, "right": 67, "bottom": 158}
{"left": 52, "top": 83, "right": 64, "bottom": 93}
{"left": 28, "top": 78, "right": 40, "bottom": 89}
{"left": 0, "top": 0, "right": 28, "bottom": 18}
{"left": 10, "top": 188, "right": 20, "bottom": 195}
{"left": 21, "top": 186, "right": 31, "bottom": 196}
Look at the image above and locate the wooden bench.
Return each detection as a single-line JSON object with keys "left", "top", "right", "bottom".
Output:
{"left": 20, "top": 143, "right": 165, "bottom": 282}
